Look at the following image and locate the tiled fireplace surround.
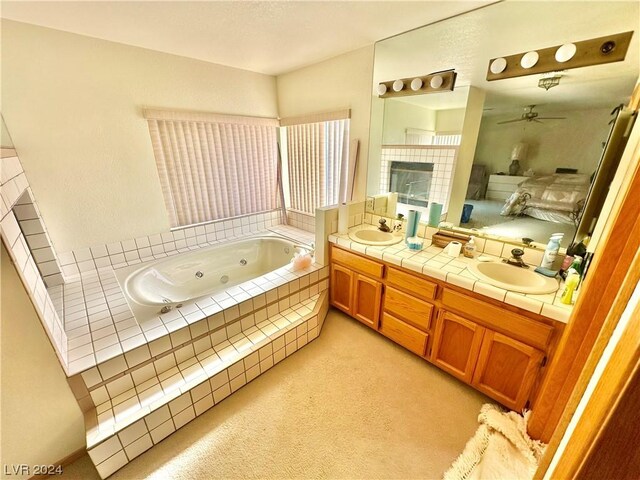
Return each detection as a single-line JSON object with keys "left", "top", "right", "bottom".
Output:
{"left": 2, "top": 147, "right": 546, "bottom": 478}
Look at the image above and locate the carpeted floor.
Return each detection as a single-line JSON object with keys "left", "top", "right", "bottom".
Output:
{"left": 59, "top": 310, "right": 490, "bottom": 480}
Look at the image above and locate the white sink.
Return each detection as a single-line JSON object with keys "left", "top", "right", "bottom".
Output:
{"left": 348, "top": 228, "right": 403, "bottom": 246}
{"left": 468, "top": 261, "right": 559, "bottom": 294}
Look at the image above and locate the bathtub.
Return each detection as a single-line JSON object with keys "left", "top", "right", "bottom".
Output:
{"left": 115, "top": 235, "right": 310, "bottom": 322}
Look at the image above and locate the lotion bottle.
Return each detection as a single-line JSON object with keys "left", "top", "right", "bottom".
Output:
{"left": 540, "top": 234, "right": 563, "bottom": 269}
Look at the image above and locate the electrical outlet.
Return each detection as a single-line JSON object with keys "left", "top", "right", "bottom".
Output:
{"left": 365, "top": 197, "right": 374, "bottom": 212}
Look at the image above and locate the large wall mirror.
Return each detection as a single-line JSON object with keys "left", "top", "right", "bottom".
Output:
{"left": 367, "top": 1, "right": 639, "bottom": 247}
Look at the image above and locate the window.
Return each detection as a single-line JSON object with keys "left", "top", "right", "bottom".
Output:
{"left": 281, "top": 110, "right": 351, "bottom": 215}
{"left": 405, "top": 128, "right": 461, "bottom": 146}
{"left": 145, "top": 109, "right": 279, "bottom": 228}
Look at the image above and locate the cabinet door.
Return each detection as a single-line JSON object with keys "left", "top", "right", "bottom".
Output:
{"left": 430, "top": 310, "right": 485, "bottom": 383}
{"left": 352, "top": 274, "right": 383, "bottom": 329}
{"left": 472, "top": 331, "right": 544, "bottom": 411}
{"left": 330, "top": 263, "right": 354, "bottom": 314}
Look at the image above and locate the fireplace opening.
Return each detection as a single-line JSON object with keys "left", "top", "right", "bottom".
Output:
{"left": 389, "top": 161, "right": 434, "bottom": 207}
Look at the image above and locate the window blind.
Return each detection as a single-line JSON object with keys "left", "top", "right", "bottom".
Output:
{"left": 145, "top": 109, "right": 279, "bottom": 227}
{"left": 284, "top": 116, "right": 350, "bottom": 214}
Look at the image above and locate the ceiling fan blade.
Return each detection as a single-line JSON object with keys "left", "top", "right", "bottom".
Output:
{"left": 497, "top": 118, "right": 524, "bottom": 124}
{"left": 536, "top": 116, "right": 567, "bottom": 120}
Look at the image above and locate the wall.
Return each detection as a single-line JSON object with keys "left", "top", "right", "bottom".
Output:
{"left": 381, "top": 100, "right": 436, "bottom": 144}
{"left": 1, "top": 116, "right": 13, "bottom": 147}
{"left": 1, "top": 245, "right": 85, "bottom": 476}
{"left": 1, "top": 20, "right": 278, "bottom": 253}
{"left": 436, "top": 108, "right": 465, "bottom": 133}
{"left": 447, "top": 87, "right": 485, "bottom": 225}
{"left": 474, "top": 107, "right": 612, "bottom": 176}
{"left": 276, "top": 45, "right": 375, "bottom": 202}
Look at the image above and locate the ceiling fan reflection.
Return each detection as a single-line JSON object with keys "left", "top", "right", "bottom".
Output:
{"left": 497, "top": 105, "right": 567, "bottom": 124}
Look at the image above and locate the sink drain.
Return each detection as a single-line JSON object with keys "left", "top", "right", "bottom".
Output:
{"left": 220, "top": 275, "right": 229, "bottom": 284}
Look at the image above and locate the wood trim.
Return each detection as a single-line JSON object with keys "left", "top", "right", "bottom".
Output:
{"left": 28, "top": 447, "right": 86, "bottom": 480}
{"left": 528, "top": 127, "right": 640, "bottom": 442}
{"left": 539, "top": 283, "right": 640, "bottom": 479}
{"left": 534, "top": 247, "right": 640, "bottom": 478}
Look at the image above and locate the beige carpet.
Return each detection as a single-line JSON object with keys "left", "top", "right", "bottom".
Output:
{"left": 59, "top": 310, "right": 490, "bottom": 480}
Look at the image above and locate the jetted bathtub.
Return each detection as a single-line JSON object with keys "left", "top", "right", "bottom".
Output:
{"left": 115, "top": 235, "right": 310, "bottom": 322}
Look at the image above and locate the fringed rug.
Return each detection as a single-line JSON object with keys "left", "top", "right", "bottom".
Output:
{"left": 443, "top": 404, "right": 547, "bottom": 480}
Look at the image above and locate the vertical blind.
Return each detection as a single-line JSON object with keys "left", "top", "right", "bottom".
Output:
{"left": 145, "top": 109, "right": 279, "bottom": 227}
{"left": 283, "top": 113, "right": 350, "bottom": 215}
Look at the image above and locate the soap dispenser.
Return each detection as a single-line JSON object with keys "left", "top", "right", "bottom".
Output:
{"left": 463, "top": 236, "right": 476, "bottom": 258}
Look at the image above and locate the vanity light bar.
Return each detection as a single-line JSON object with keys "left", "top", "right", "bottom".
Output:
{"left": 486, "top": 31, "right": 633, "bottom": 81}
{"left": 377, "top": 69, "right": 457, "bottom": 98}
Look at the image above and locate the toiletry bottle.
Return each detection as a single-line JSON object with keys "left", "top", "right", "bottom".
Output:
{"left": 540, "top": 234, "right": 563, "bottom": 269}
{"left": 562, "top": 256, "right": 584, "bottom": 282}
{"left": 561, "top": 272, "right": 580, "bottom": 305}
{"left": 463, "top": 236, "right": 476, "bottom": 258}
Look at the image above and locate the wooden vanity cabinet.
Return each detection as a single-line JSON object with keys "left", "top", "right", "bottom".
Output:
{"left": 352, "top": 274, "right": 383, "bottom": 329}
{"left": 329, "top": 244, "right": 558, "bottom": 412}
{"left": 471, "top": 330, "right": 544, "bottom": 411}
{"left": 430, "top": 310, "right": 485, "bottom": 383}
{"left": 330, "top": 247, "right": 384, "bottom": 329}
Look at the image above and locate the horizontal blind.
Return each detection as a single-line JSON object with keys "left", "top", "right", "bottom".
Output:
{"left": 147, "top": 111, "right": 279, "bottom": 227}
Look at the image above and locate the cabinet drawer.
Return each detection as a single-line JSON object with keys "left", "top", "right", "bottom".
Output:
{"left": 441, "top": 288, "right": 553, "bottom": 350}
{"left": 387, "top": 267, "right": 437, "bottom": 300}
{"left": 380, "top": 312, "right": 428, "bottom": 356}
{"left": 331, "top": 246, "right": 384, "bottom": 279}
{"left": 384, "top": 286, "right": 433, "bottom": 331}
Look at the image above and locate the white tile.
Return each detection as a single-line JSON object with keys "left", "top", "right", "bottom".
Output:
{"left": 173, "top": 405, "right": 196, "bottom": 429}
{"left": 144, "top": 405, "right": 171, "bottom": 431}
{"left": 505, "top": 292, "right": 543, "bottom": 314}
{"left": 124, "top": 433, "right": 152, "bottom": 461}
{"left": 95, "top": 450, "right": 128, "bottom": 479}
{"left": 484, "top": 239, "right": 503, "bottom": 257}
{"left": 169, "top": 392, "right": 192, "bottom": 417}
{"left": 473, "top": 282, "right": 507, "bottom": 302}
{"left": 118, "top": 419, "right": 148, "bottom": 447}
{"left": 81, "top": 367, "right": 103, "bottom": 389}
{"left": 150, "top": 418, "right": 175, "bottom": 444}
{"left": 88, "top": 436, "right": 122, "bottom": 465}
{"left": 98, "top": 355, "right": 128, "bottom": 380}
{"left": 446, "top": 273, "right": 475, "bottom": 291}
{"left": 541, "top": 303, "right": 571, "bottom": 323}
{"left": 124, "top": 345, "right": 151, "bottom": 368}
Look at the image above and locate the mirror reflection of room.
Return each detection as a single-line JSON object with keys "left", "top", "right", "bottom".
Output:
{"left": 464, "top": 100, "right": 615, "bottom": 246}
{"left": 368, "top": 1, "right": 637, "bottom": 249}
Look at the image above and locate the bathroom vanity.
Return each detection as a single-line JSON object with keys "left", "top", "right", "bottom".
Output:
{"left": 329, "top": 242, "right": 565, "bottom": 412}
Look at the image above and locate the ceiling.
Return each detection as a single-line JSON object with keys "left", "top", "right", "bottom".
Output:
{"left": 374, "top": 1, "right": 640, "bottom": 115}
{"left": 0, "top": 1, "right": 495, "bottom": 76}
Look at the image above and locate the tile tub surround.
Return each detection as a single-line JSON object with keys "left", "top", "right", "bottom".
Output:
{"left": 57, "top": 209, "right": 287, "bottom": 281}
{"left": 58, "top": 239, "right": 327, "bottom": 376}
{"left": 84, "top": 292, "right": 329, "bottom": 478}
{"left": 329, "top": 225, "right": 573, "bottom": 323}
{"left": 1, "top": 149, "right": 69, "bottom": 370}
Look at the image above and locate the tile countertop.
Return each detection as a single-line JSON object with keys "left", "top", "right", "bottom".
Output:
{"left": 328, "top": 225, "right": 574, "bottom": 323}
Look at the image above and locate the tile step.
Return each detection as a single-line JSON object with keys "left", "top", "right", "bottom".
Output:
{"left": 85, "top": 291, "right": 328, "bottom": 479}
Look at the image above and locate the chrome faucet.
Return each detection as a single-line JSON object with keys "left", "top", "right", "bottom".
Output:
{"left": 503, "top": 248, "right": 529, "bottom": 268}
{"left": 378, "top": 218, "right": 391, "bottom": 232}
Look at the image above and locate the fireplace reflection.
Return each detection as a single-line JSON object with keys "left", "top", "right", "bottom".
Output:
{"left": 389, "top": 161, "right": 434, "bottom": 207}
